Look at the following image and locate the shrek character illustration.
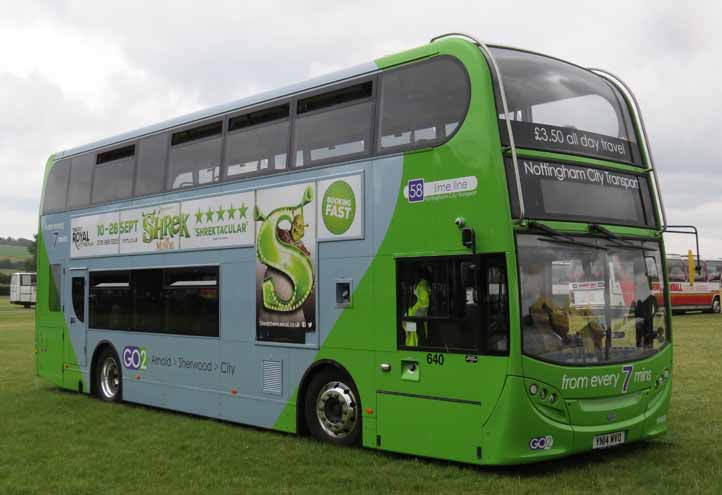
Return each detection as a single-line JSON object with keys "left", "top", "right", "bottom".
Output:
{"left": 255, "top": 185, "right": 314, "bottom": 312}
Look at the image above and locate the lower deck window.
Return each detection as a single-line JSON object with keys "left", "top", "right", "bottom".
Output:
{"left": 48, "top": 264, "right": 62, "bottom": 312}
{"left": 163, "top": 267, "right": 219, "bottom": 337}
{"left": 89, "top": 266, "right": 219, "bottom": 337}
{"left": 71, "top": 277, "right": 85, "bottom": 323}
{"left": 89, "top": 271, "right": 131, "bottom": 330}
{"left": 396, "top": 254, "right": 509, "bottom": 354}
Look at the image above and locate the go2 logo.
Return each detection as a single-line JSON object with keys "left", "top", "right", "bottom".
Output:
{"left": 123, "top": 346, "right": 148, "bottom": 371}
{"left": 529, "top": 436, "right": 554, "bottom": 451}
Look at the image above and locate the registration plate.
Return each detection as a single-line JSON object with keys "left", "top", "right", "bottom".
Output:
{"left": 593, "top": 431, "right": 625, "bottom": 450}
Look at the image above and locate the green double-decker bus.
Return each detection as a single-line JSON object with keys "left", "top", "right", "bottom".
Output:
{"left": 35, "top": 33, "right": 671, "bottom": 464}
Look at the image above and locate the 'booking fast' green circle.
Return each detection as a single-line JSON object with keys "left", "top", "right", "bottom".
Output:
{"left": 322, "top": 180, "right": 356, "bottom": 234}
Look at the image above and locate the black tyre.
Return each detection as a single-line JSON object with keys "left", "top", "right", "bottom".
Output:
{"left": 95, "top": 347, "right": 122, "bottom": 402}
{"left": 304, "top": 368, "right": 361, "bottom": 446}
{"left": 712, "top": 297, "right": 720, "bottom": 314}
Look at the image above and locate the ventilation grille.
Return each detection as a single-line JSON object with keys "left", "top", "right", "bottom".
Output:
{"left": 262, "top": 360, "right": 282, "bottom": 395}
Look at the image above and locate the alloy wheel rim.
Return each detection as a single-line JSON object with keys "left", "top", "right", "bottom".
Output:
{"left": 316, "top": 381, "right": 358, "bottom": 439}
{"left": 100, "top": 357, "right": 120, "bottom": 399}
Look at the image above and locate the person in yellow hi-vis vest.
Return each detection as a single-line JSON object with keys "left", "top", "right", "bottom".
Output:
{"left": 404, "top": 278, "right": 430, "bottom": 346}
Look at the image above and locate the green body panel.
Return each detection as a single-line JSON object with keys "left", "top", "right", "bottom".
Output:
{"left": 275, "top": 37, "right": 672, "bottom": 463}
{"left": 274, "top": 40, "right": 519, "bottom": 456}
{"left": 35, "top": 155, "right": 84, "bottom": 392}
{"left": 35, "top": 230, "right": 64, "bottom": 387}
{"left": 35, "top": 36, "right": 672, "bottom": 465}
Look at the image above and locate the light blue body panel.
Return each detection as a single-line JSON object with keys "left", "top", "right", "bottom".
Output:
{"left": 41, "top": 154, "right": 403, "bottom": 428}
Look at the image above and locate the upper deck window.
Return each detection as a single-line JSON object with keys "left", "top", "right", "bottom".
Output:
{"left": 135, "top": 134, "right": 168, "bottom": 197}
{"left": 67, "top": 154, "right": 94, "bottom": 210}
{"left": 490, "top": 47, "right": 642, "bottom": 165}
{"left": 42, "top": 159, "right": 70, "bottom": 214}
{"left": 92, "top": 145, "right": 135, "bottom": 204}
{"left": 294, "top": 81, "right": 373, "bottom": 167}
{"left": 225, "top": 104, "right": 290, "bottom": 178}
{"left": 168, "top": 121, "right": 223, "bottom": 190}
{"left": 378, "top": 56, "right": 470, "bottom": 152}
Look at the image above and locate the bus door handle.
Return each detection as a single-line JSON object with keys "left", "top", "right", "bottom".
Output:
{"left": 379, "top": 363, "right": 391, "bottom": 372}
{"left": 70, "top": 316, "right": 77, "bottom": 324}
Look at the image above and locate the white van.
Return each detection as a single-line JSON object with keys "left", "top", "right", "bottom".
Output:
{"left": 9, "top": 272, "right": 36, "bottom": 308}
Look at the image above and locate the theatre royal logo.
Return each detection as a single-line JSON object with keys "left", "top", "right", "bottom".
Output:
{"left": 71, "top": 226, "right": 91, "bottom": 250}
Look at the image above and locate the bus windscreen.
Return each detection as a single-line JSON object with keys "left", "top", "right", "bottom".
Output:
{"left": 518, "top": 234, "right": 667, "bottom": 365}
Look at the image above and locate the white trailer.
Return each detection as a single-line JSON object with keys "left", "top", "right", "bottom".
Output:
{"left": 9, "top": 272, "right": 36, "bottom": 308}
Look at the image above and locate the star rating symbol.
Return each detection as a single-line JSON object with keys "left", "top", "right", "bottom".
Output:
{"left": 227, "top": 204, "right": 236, "bottom": 219}
{"left": 238, "top": 202, "right": 248, "bottom": 219}
{"left": 205, "top": 208, "right": 214, "bottom": 223}
{"left": 195, "top": 209, "right": 203, "bottom": 224}
{"left": 216, "top": 205, "right": 225, "bottom": 221}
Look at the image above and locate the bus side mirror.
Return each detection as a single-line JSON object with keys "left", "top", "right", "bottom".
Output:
{"left": 461, "top": 227, "right": 476, "bottom": 253}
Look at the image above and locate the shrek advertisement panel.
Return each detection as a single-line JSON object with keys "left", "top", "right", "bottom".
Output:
{"left": 69, "top": 173, "right": 363, "bottom": 346}
{"left": 70, "top": 191, "right": 254, "bottom": 257}
{"left": 255, "top": 182, "right": 317, "bottom": 344}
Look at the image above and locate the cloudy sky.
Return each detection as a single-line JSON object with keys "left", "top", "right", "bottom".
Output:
{"left": 1, "top": 0, "right": 720, "bottom": 255}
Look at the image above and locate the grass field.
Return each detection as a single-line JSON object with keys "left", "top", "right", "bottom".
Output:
{"left": 0, "top": 244, "right": 31, "bottom": 261}
{"left": 1, "top": 298, "right": 721, "bottom": 494}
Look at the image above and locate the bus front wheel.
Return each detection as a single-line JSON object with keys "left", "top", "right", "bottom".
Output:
{"left": 96, "top": 347, "right": 123, "bottom": 402}
{"left": 713, "top": 297, "right": 721, "bottom": 314}
{"left": 304, "top": 369, "right": 361, "bottom": 446}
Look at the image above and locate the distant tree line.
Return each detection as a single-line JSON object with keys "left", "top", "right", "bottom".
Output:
{"left": 0, "top": 258, "right": 28, "bottom": 270}
{"left": 0, "top": 234, "right": 37, "bottom": 271}
{"left": 0, "top": 237, "right": 33, "bottom": 247}
{"left": 0, "top": 271, "right": 9, "bottom": 296}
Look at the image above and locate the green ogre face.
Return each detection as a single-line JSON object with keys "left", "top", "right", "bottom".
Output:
{"left": 291, "top": 213, "right": 306, "bottom": 241}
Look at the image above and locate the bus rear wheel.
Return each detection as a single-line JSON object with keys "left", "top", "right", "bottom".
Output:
{"left": 304, "top": 369, "right": 361, "bottom": 446}
{"left": 96, "top": 347, "right": 122, "bottom": 402}
{"left": 713, "top": 297, "right": 720, "bottom": 314}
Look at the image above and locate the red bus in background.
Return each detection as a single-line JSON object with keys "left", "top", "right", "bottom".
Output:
{"left": 666, "top": 255, "right": 721, "bottom": 314}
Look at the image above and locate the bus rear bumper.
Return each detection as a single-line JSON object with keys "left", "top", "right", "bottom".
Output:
{"left": 481, "top": 375, "right": 671, "bottom": 465}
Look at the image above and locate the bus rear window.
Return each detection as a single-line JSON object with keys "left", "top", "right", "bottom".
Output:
{"left": 490, "top": 47, "right": 641, "bottom": 165}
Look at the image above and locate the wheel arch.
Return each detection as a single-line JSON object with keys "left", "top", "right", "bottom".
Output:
{"left": 295, "top": 359, "right": 359, "bottom": 437}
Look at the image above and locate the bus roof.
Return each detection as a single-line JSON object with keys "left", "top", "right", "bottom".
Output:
{"left": 51, "top": 38, "right": 608, "bottom": 164}
{"left": 55, "top": 60, "right": 378, "bottom": 160}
